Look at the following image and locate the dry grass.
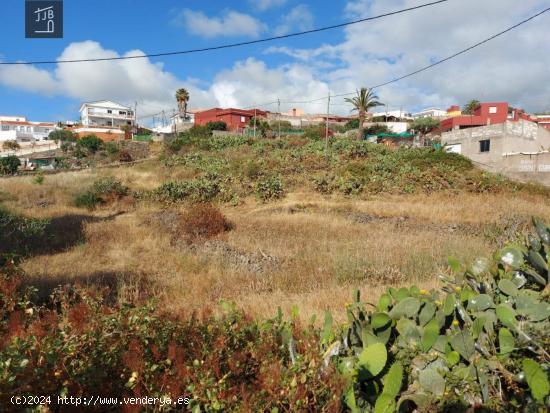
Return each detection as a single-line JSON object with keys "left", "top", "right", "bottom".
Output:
{"left": 3, "top": 162, "right": 550, "bottom": 324}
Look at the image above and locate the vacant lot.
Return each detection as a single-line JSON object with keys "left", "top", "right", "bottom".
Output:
{"left": 2, "top": 136, "right": 549, "bottom": 322}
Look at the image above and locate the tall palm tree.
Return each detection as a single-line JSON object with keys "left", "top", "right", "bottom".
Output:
{"left": 345, "top": 87, "right": 383, "bottom": 140}
{"left": 175, "top": 88, "right": 190, "bottom": 119}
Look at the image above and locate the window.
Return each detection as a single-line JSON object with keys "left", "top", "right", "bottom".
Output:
{"left": 241, "top": 116, "right": 246, "bottom": 122}
{"left": 119, "top": 111, "right": 126, "bottom": 115}
{"left": 489, "top": 106, "right": 497, "bottom": 114}
{"left": 107, "top": 110, "right": 112, "bottom": 114}
{"left": 479, "top": 139, "right": 491, "bottom": 153}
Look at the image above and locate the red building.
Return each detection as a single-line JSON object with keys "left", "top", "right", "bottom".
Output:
{"left": 194, "top": 108, "right": 267, "bottom": 131}
{"left": 440, "top": 102, "right": 509, "bottom": 132}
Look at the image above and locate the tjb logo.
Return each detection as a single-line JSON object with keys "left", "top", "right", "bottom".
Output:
{"left": 25, "top": 0, "right": 63, "bottom": 38}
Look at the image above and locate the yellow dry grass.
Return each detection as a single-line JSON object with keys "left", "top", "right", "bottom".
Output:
{"left": 2, "top": 164, "right": 550, "bottom": 323}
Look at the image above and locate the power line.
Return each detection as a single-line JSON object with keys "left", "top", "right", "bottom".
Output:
{"left": 0, "top": 0, "right": 451, "bottom": 66}
{"left": 272, "top": 6, "right": 550, "bottom": 105}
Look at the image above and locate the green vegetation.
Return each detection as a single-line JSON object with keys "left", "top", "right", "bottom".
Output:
{"left": 345, "top": 88, "right": 383, "bottom": 140}
{"left": 0, "top": 206, "right": 49, "bottom": 261}
{"left": 76, "top": 135, "right": 104, "bottom": 154}
{"left": 463, "top": 99, "right": 481, "bottom": 115}
{"left": 408, "top": 117, "right": 441, "bottom": 135}
{"left": 74, "top": 177, "right": 129, "bottom": 209}
{"left": 154, "top": 132, "right": 545, "bottom": 206}
{"left": 325, "top": 216, "right": 550, "bottom": 411}
{"left": 0, "top": 156, "right": 21, "bottom": 175}
{"left": 206, "top": 121, "right": 227, "bottom": 131}
{"left": 48, "top": 129, "right": 76, "bottom": 142}
{"left": 1, "top": 206, "right": 548, "bottom": 411}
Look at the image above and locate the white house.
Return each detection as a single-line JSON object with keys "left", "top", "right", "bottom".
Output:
{"left": 80, "top": 100, "right": 135, "bottom": 129}
{"left": 412, "top": 108, "right": 448, "bottom": 119}
{"left": 0, "top": 116, "right": 57, "bottom": 142}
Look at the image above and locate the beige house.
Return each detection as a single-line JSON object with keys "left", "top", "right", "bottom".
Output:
{"left": 442, "top": 120, "right": 550, "bottom": 186}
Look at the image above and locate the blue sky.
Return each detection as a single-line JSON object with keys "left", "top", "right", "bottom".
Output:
{"left": 1, "top": 0, "right": 549, "bottom": 124}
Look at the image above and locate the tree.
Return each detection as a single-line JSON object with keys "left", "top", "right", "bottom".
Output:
{"left": 76, "top": 135, "right": 104, "bottom": 153}
{"left": 344, "top": 118, "right": 360, "bottom": 130}
{"left": 249, "top": 117, "right": 270, "bottom": 137}
{"left": 206, "top": 121, "right": 227, "bottom": 131}
{"left": 408, "top": 117, "right": 441, "bottom": 135}
{"left": 345, "top": 88, "right": 383, "bottom": 140}
{"left": 175, "top": 88, "right": 190, "bottom": 119}
{"left": 0, "top": 156, "right": 21, "bottom": 175}
{"left": 2, "top": 140, "right": 20, "bottom": 151}
{"left": 48, "top": 129, "right": 76, "bottom": 142}
{"left": 463, "top": 99, "right": 480, "bottom": 115}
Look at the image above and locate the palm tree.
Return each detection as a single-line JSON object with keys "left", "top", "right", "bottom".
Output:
{"left": 345, "top": 88, "right": 383, "bottom": 140}
{"left": 175, "top": 88, "right": 190, "bottom": 119}
{"left": 463, "top": 99, "right": 480, "bottom": 115}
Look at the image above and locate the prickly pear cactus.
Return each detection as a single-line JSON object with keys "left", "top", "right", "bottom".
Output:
{"left": 324, "top": 217, "right": 550, "bottom": 412}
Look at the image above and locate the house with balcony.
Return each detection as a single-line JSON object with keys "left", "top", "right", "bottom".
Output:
{"left": 79, "top": 100, "right": 135, "bottom": 129}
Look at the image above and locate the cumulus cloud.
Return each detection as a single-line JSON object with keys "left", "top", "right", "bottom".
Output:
{"left": 0, "top": 41, "right": 217, "bottom": 117}
{"left": 274, "top": 4, "right": 314, "bottom": 36}
{"left": 268, "top": 0, "right": 550, "bottom": 112}
{"left": 177, "top": 9, "right": 267, "bottom": 38}
{"left": 252, "top": 0, "right": 287, "bottom": 11}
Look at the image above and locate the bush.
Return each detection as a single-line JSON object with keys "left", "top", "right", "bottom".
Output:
{"left": 0, "top": 206, "right": 49, "bottom": 260}
{"left": 0, "top": 261, "right": 342, "bottom": 412}
{"left": 32, "top": 174, "right": 44, "bottom": 185}
{"left": 179, "top": 203, "right": 233, "bottom": 242}
{"left": 0, "top": 156, "right": 21, "bottom": 175}
{"left": 2, "top": 140, "right": 20, "bottom": 151}
{"left": 76, "top": 135, "right": 104, "bottom": 153}
{"left": 206, "top": 121, "right": 227, "bottom": 131}
{"left": 74, "top": 177, "right": 129, "bottom": 209}
{"left": 151, "top": 174, "right": 231, "bottom": 203}
{"left": 255, "top": 176, "right": 285, "bottom": 202}
{"left": 48, "top": 129, "right": 76, "bottom": 142}
{"left": 104, "top": 142, "right": 120, "bottom": 156}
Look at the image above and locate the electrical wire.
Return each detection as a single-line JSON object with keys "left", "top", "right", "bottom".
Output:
{"left": 0, "top": 0, "right": 451, "bottom": 65}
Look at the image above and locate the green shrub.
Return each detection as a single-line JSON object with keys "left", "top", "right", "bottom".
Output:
{"left": 255, "top": 176, "right": 285, "bottom": 202}
{"left": 48, "top": 129, "right": 76, "bottom": 142}
{"left": 206, "top": 121, "right": 227, "bottom": 131}
{"left": 0, "top": 156, "right": 21, "bottom": 175}
{"left": 104, "top": 142, "right": 120, "bottom": 156}
{"left": 74, "top": 177, "right": 129, "bottom": 209}
{"left": 76, "top": 135, "right": 104, "bottom": 153}
{"left": 32, "top": 174, "right": 44, "bottom": 185}
{"left": 0, "top": 206, "right": 49, "bottom": 260}
{"left": 74, "top": 190, "right": 102, "bottom": 210}
{"left": 151, "top": 174, "right": 231, "bottom": 203}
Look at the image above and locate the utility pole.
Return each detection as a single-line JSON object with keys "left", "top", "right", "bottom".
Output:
{"left": 325, "top": 92, "right": 331, "bottom": 156}
{"left": 253, "top": 107, "right": 257, "bottom": 139}
{"left": 277, "top": 98, "right": 281, "bottom": 138}
{"left": 134, "top": 101, "right": 138, "bottom": 134}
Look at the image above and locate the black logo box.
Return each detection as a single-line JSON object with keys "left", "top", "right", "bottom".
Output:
{"left": 25, "top": 0, "right": 63, "bottom": 38}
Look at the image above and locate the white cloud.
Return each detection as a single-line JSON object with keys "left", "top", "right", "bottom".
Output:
{"left": 274, "top": 4, "right": 314, "bottom": 36}
{"left": 178, "top": 9, "right": 267, "bottom": 38}
{"left": 267, "top": 0, "right": 550, "bottom": 112}
{"left": 0, "top": 63, "right": 57, "bottom": 95}
{"left": 0, "top": 41, "right": 217, "bottom": 119}
{"left": 253, "top": 0, "right": 287, "bottom": 11}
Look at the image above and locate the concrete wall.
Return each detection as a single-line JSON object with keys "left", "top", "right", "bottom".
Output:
{"left": 474, "top": 152, "right": 550, "bottom": 187}
{"left": 442, "top": 120, "right": 550, "bottom": 166}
